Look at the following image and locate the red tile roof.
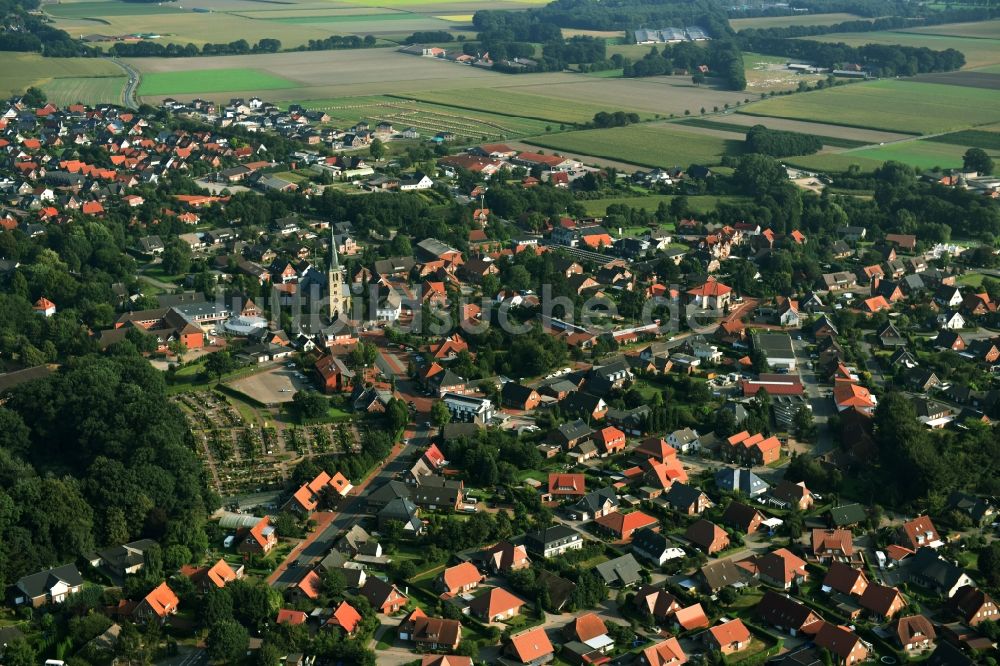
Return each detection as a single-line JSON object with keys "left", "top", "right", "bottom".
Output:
{"left": 328, "top": 600, "right": 362, "bottom": 633}
{"left": 508, "top": 627, "right": 554, "bottom": 663}
{"left": 142, "top": 582, "right": 179, "bottom": 618}
{"left": 276, "top": 609, "right": 308, "bottom": 625}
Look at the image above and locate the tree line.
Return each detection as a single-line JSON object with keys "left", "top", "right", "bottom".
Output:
{"left": 740, "top": 36, "right": 965, "bottom": 76}
{"left": 109, "top": 37, "right": 282, "bottom": 58}
{"left": 745, "top": 124, "right": 822, "bottom": 157}
{"left": 623, "top": 39, "right": 746, "bottom": 90}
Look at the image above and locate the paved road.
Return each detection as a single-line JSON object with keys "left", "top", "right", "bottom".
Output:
{"left": 792, "top": 337, "right": 837, "bottom": 457}
{"left": 269, "top": 426, "right": 430, "bottom": 588}
{"left": 104, "top": 56, "right": 140, "bottom": 109}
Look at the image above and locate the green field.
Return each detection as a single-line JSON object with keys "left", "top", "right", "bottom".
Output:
{"left": 807, "top": 30, "right": 1000, "bottom": 69}
{"left": 928, "top": 130, "right": 1000, "bottom": 150}
{"left": 0, "top": 53, "right": 123, "bottom": 100}
{"left": 523, "top": 123, "right": 742, "bottom": 169}
{"left": 580, "top": 194, "right": 747, "bottom": 216}
{"left": 741, "top": 80, "right": 1000, "bottom": 134}
{"left": 901, "top": 19, "right": 1000, "bottom": 40}
{"left": 844, "top": 139, "right": 1000, "bottom": 170}
{"left": 783, "top": 152, "right": 883, "bottom": 172}
{"left": 730, "top": 12, "right": 863, "bottom": 31}
{"left": 47, "top": 0, "right": 177, "bottom": 17}
{"left": 138, "top": 68, "right": 299, "bottom": 95}
{"left": 292, "top": 95, "right": 553, "bottom": 140}
{"left": 273, "top": 12, "right": 429, "bottom": 24}
{"left": 397, "top": 88, "right": 647, "bottom": 125}
{"left": 40, "top": 76, "right": 125, "bottom": 106}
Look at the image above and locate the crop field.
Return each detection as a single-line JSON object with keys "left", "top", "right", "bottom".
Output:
{"left": 844, "top": 139, "right": 1000, "bottom": 170}
{"left": 719, "top": 112, "right": 913, "bottom": 142}
{"left": 138, "top": 68, "right": 298, "bottom": 96}
{"left": 782, "top": 152, "right": 883, "bottom": 172}
{"left": 295, "top": 95, "right": 552, "bottom": 138}
{"left": 40, "top": 76, "right": 125, "bottom": 106}
{"left": 928, "top": 130, "right": 1000, "bottom": 150}
{"left": 730, "top": 12, "right": 862, "bottom": 31}
{"left": 398, "top": 88, "right": 645, "bottom": 125}
{"left": 912, "top": 71, "right": 1000, "bottom": 90}
{"left": 806, "top": 30, "right": 1000, "bottom": 69}
{"left": 0, "top": 53, "right": 123, "bottom": 100}
{"left": 901, "top": 19, "right": 1000, "bottom": 39}
{"left": 523, "top": 123, "right": 743, "bottom": 169}
{"left": 740, "top": 80, "right": 1000, "bottom": 134}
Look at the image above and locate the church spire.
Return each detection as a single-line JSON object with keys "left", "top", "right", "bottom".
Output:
{"left": 330, "top": 225, "right": 340, "bottom": 270}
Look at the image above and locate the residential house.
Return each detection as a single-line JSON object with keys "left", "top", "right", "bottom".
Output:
{"left": 859, "top": 583, "right": 907, "bottom": 619}
{"left": 565, "top": 613, "right": 613, "bottom": 654}
{"left": 398, "top": 608, "right": 462, "bottom": 652}
{"left": 905, "top": 548, "right": 975, "bottom": 598}
{"left": 180, "top": 559, "right": 242, "bottom": 592}
{"left": 502, "top": 382, "right": 542, "bottom": 410}
{"left": 133, "top": 582, "right": 179, "bottom": 624}
{"left": 823, "top": 563, "right": 870, "bottom": 597}
{"left": 639, "top": 637, "right": 687, "bottom": 666}
{"left": 770, "top": 480, "right": 814, "bottom": 511}
{"left": 755, "top": 591, "right": 823, "bottom": 636}
{"left": 685, "top": 519, "right": 729, "bottom": 555}
{"left": 758, "top": 548, "right": 809, "bottom": 589}
{"left": 547, "top": 473, "right": 586, "bottom": 498}
{"left": 594, "top": 553, "right": 645, "bottom": 588}
{"left": 483, "top": 541, "right": 531, "bottom": 574}
{"left": 721, "top": 502, "right": 764, "bottom": 535}
{"left": 674, "top": 603, "right": 710, "bottom": 631}
{"left": 894, "top": 614, "right": 936, "bottom": 653}
{"left": 327, "top": 600, "right": 363, "bottom": 635}
{"left": 11, "top": 564, "right": 84, "bottom": 607}
{"left": 437, "top": 562, "right": 484, "bottom": 598}
{"left": 714, "top": 467, "right": 769, "bottom": 497}
{"left": 506, "top": 627, "right": 555, "bottom": 665}
{"left": 469, "top": 587, "right": 526, "bottom": 622}
{"left": 662, "top": 483, "right": 712, "bottom": 515}
{"left": 525, "top": 525, "right": 583, "bottom": 558}
{"left": 949, "top": 585, "right": 998, "bottom": 626}
{"left": 594, "top": 510, "right": 658, "bottom": 541}
{"left": 811, "top": 529, "right": 860, "bottom": 564}
{"left": 631, "top": 527, "right": 685, "bottom": 567}
{"left": 813, "top": 622, "right": 870, "bottom": 665}
{"left": 239, "top": 517, "right": 277, "bottom": 555}
{"left": 594, "top": 425, "right": 627, "bottom": 456}
{"left": 898, "top": 515, "right": 943, "bottom": 550}
{"left": 566, "top": 486, "right": 619, "bottom": 521}
{"left": 706, "top": 619, "right": 752, "bottom": 656}
{"left": 634, "top": 585, "right": 682, "bottom": 622}
{"left": 361, "top": 577, "right": 408, "bottom": 614}
{"left": 700, "top": 559, "right": 752, "bottom": 593}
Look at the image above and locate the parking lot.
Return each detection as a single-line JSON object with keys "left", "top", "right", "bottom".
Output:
{"left": 228, "top": 364, "right": 316, "bottom": 405}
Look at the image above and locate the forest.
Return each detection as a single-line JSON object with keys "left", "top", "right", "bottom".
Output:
{"left": 744, "top": 124, "right": 823, "bottom": 157}
{"left": 740, "top": 37, "right": 966, "bottom": 76}
{"left": 0, "top": 351, "right": 216, "bottom": 588}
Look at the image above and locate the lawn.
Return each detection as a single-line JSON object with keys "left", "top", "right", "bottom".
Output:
{"left": 41, "top": 76, "right": 125, "bottom": 106}
{"left": 957, "top": 273, "right": 985, "bottom": 287}
{"left": 741, "top": 80, "right": 1000, "bottom": 134}
{"left": 844, "top": 139, "right": 1000, "bottom": 170}
{"left": 523, "top": 122, "right": 743, "bottom": 168}
{"left": 400, "top": 87, "right": 650, "bottom": 125}
{"left": 138, "top": 68, "right": 299, "bottom": 96}
{"left": 579, "top": 194, "right": 748, "bottom": 217}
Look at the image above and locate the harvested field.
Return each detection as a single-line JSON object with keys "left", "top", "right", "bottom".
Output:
{"left": 501, "top": 76, "right": 751, "bottom": 118}
{"left": 399, "top": 87, "right": 645, "bottom": 124}
{"left": 40, "top": 76, "right": 125, "bottom": 106}
{"left": 139, "top": 68, "right": 298, "bottom": 95}
{"left": 730, "top": 12, "right": 863, "bottom": 31}
{"left": 912, "top": 71, "right": 1000, "bottom": 90}
{"left": 740, "top": 80, "right": 1000, "bottom": 134}
{"left": 561, "top": 28, "right": 625, "bottom": 39}
{"left": 806, "top": 30, "right": 1000, "bottom": 69}
{"left": 523, "top": 123, "right": 743, "bottom": 169}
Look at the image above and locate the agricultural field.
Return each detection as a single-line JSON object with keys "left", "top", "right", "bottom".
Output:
{"left": 0, "top": 53, "right": 124, "bottom": 100}
{"left": 900, "top": 19, "right": 1000, "bottom": 40}
{"left": 781, "top": 152, "right": 883, "bottom": 172}
{"left": 729, "top": 12, "right": 863, "bottom": 31}
{"left": 706, "top": 112, "right": 913, "bottom": 142}
{"left": 294, "top": 95, "right": 552, "bottom": 139}
{"left": 398, "top": 87, "right": 644, "bottom": 125}
{"left": 740, "top": 80, "right": 1000, "bottom": 134}
{"left": 928, "top": 129, "right": 1000, "bottom": 150}
{"left": 40, "top": 76, "right": 126, "bottom": 106}
{"left": 138, "top": 68, "right": 298, "bottom": 96}
{"left": 844, "top": 138, "right": 1000, "bottom": 170}
{"left": 676, "top": 117, "right": 870, "bottom": 148}
{"left": 806, "top": 30, "right": 1000, "bottom": 69}
{"left": 523, "top": 122, "right": 743, "bottom": 169}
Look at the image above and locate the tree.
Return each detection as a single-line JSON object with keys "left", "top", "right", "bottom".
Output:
{"left": 981, "top": 541, "right": 1000, "bottom": 588}
{"left": 734, "top": 154, "right": 787, "bottom": 193}
{"left": 369, "top": 138, "right": 385, "bottom": 161}
{"left": 964, "top": 147, "right": 994, "bottom": 175}
{"left": 22, "top": 86, "right": 46, "bottom": 107}
{"left": 201, "top": 587, "right": 234, "bottom": 628}
{"left": 793, "top": 405, "right": 817, "bottom": 443}
{"left": 431, "top": 400, "right": 451, "bottom": 427}
{"left": 207, "top": 619, "right": 249, "bottom": 663}
{"left": 161, "top": 240, "right": 192, "bottom": 276}
{"left": 204, "top": 350, "right": 239, "bottom": 379}
{"left": 1, "top": 638, "right": 36, "bottom": 666}
{"left": 292, "top": 391, "right": 328, "bottom": 420}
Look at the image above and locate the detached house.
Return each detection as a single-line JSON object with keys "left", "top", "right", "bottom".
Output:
{"left": 469, "top": 587, "right": 526, "bottom": 622}
{"left": 133, "top": 582, "right": 179, "bottom": 624}
{"left": 758, "top": 548, "right": 809, "bottom": 589}
{"left": 437, "top": 562, "right": 484, "bottom": 598}
{"left": 814, "top": 622, "right": 870, "bottom": 665}
{"left": 859, "top": 583, "right": 907, "bottom": 619}
{"left": 898, "top": 515, "right": 943, "bottom": 550}
{"left": 239, "top": 516, "right": 277, "bottom": 555}
{"left": 706, "top": 619, "right": 752, "bottom": 656}
{"left": 12, "top": 564, "right": 84, "bottom": 607}
{"left": 685, "top": 519, "right": 729, "bottom": 555}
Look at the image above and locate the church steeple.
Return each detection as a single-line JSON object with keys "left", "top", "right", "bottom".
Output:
{"left": 328, "top": 226, "right": 346, "bottom": 320}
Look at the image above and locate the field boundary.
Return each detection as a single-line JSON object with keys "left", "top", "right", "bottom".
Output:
{"left": 735, "top": 108, "right": 928, "bottom": 136}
